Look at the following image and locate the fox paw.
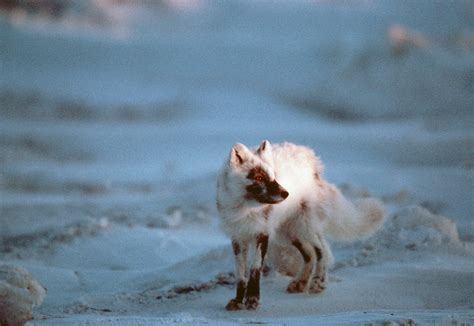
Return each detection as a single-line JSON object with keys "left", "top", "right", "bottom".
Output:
{"left": 287, "top": 279, "right": 308, "bottom": 293}
{"left": 309, "top": 277, "right": 326, "bottom": 293}
{"left": 244, "top": 296, "right": 259, "bottom": 310}
{"left": 225, "top": 299, "right": 244, "bottom": 311}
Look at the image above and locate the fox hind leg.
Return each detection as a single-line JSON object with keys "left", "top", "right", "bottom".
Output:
{"left": 287, "top": 239, "right": 316, "bottom": 293}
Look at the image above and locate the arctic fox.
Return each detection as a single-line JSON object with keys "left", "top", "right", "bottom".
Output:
{"left": 216, "top": 141, "right": 385, "bottom": 310}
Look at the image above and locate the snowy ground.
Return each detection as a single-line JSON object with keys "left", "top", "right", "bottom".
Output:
{"left": 1, "top": 1, "right": 473, "bottom": 325}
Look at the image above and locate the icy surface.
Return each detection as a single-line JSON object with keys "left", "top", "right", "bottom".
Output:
{"left": 0, "top": 0, "right": 473, "bottom": 324}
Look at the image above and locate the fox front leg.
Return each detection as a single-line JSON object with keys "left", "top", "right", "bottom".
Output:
{"left": 225, "top": 239, "right": 249, "bottom": 311}
{"left": 244, "top": 233, "right": 269, "bottom": 310}
{"left": 309, "top": 235, "right": 329, "bottom": 293}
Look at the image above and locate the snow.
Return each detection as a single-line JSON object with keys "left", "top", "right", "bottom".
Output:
{"left": 0, "top": 0, "right": 473, "bottom": 324}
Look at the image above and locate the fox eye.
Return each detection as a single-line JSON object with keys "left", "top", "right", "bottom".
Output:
{"left": 255, "top": 175, "right": 263, "bottom": 182}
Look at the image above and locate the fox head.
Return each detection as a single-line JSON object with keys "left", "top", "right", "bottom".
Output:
{"left": 224, "top": 140, "right": 289, "bottom": 205}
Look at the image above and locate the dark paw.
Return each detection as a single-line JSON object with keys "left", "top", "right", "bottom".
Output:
{"left": 287, "top": 279, "right": 308, "bottom": 293}
{"left": 244, "top": 296, "right": 259, "bottom": 310}
{"left": 225, "top": 299, "right": 244, "bottom": 311}
{"left": 309, "top": 277, "right": 327, "bottom": 293}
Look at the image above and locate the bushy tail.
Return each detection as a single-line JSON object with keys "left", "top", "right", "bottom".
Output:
{"left": 325, "top": 193, "right": 385, "bottom": 241}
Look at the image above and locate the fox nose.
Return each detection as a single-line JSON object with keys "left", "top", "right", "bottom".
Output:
{"left": 281, "top": 190, "right": 289, "bottom": 199}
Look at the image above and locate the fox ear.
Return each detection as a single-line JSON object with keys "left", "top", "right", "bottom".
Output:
{"left": 229, "top": 143, "right": 251, "bottom": 166}
{"left": 257, "top": 140, "right": 272, "bottom": 162}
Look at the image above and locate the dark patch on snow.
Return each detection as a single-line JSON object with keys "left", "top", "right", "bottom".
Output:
{"left": 0, "top": 134, "right": 93, "bottom": 163}
{"left": 0, "top": 217, "right": 110, "bottom": 259}
{"left": 0, "top": 89, "right": 188, "bottom": 123}
{"left": 154, "top": 272, "right": 235, "bottom": 301}
{"left": 282, "top": 96, "right": 365, "bottom": 122}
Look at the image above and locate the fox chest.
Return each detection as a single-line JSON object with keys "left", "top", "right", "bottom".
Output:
{"left": 223, "top": 209, "right": 271, "bottom": 238}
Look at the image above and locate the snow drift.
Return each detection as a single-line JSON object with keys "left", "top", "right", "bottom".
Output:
{"left": 0, "top": 265, "right": 46, "bottom": 326}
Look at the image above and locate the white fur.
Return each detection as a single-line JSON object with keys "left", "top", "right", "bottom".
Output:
{"left": 217, "top": 141, "right": 385, "bottom": 304}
